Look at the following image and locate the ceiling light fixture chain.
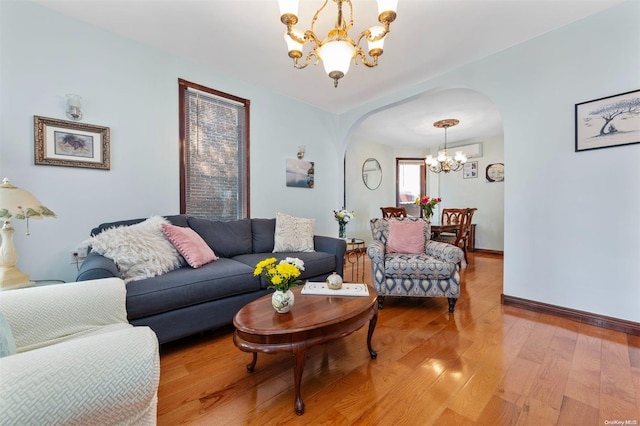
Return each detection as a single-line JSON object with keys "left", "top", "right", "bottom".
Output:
{"left": 425, "top": 119, "right": 468, "bottom": 173}
{"left": 278, "top": 0, "right": 398, "bottom": 88}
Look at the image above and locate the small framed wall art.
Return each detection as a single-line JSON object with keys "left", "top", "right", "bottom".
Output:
{"left": 285, "top": 158, "right": 314, "bottom": 188}
{"left": 463, "top": 161, "right": 478, "bottom": 179}
{"left": 34, "top": 116, "right": 110, "bottom": 170}
{"left": 575, "top": 89, "right": 640, "bottom": 152}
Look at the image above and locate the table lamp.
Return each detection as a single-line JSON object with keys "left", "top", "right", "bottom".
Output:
{"left": 0, "top": 178, "right": 56, "bottom": 290}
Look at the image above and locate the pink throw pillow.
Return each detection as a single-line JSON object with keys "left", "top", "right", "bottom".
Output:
{"left": 162, "top": 223, "right": 218, "bottom": 268}
{"left": 387, "top": 220, "right": 426, "bottom": 254}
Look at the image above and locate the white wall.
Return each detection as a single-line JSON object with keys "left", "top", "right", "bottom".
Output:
{"left": 344, "top": 135, "right": 396, "bottom": 241}
{"left": 338, "top": 0, "right": 640, "bottom": 322}
{"left": 0, "top": 1, "right": 343, "bottom": 283}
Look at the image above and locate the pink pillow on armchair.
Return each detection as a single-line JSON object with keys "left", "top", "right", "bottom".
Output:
{"left": 162, "top": 223, "right": 218, "bottom": 268}
{"left": 387, "top": 220, "right": 426, "bottom": 254}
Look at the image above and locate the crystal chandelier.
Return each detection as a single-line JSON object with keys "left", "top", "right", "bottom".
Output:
{"left": 425, "top": 119, "right": 467, "bottom": 173}
{"left": 278, "top": 0, "right": 398, "bottom": 88}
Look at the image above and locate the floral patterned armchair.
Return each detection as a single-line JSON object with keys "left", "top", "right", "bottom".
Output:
{"left": 367, "top": 217, "right": 465, "bottom": 312}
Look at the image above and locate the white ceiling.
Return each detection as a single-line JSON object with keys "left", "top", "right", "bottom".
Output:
{"left": 32, "top": 0, "right": 625, "bottom": 147}
{"left": 354, "top": 87, "right": 504, "bottom": 149}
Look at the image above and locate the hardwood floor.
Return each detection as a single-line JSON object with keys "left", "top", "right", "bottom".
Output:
{"left": 157, "top": 252, "right": 640, "bottom": 425}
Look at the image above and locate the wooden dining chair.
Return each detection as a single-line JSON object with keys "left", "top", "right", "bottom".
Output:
{"left": 460, "top": 208, "right": 477, "bottom": 252}
{"left": 434, "top": 208, "right": 477, "bottom": 264}
{"left": 441, "top": 208, "right": 467, "bottom": 226}
{"left": 437, "top": 208, "right": 466, "bottom": 240}
{"left": 380, "top": 207, "right": 408, "bottom": 218}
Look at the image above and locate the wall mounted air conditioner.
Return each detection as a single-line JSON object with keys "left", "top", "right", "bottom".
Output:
{"left": 439, "top": 143, "right": 482, "bottom": 159}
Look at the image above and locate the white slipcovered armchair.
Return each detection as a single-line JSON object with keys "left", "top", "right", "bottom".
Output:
{"left": 0, "top": 278, "right": 160, "bottom": 425}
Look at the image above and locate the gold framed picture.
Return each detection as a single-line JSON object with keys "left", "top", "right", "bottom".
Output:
{"left": 34, "top": 116, "right": 110, "bottom": 170}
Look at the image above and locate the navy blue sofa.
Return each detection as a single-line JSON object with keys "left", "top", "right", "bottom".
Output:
{"left": 77, "top": 215, "right": 346, "bottom": 344}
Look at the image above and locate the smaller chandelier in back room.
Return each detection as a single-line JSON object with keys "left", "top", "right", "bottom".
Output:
{"left": 425, "top": 119, "right": 468, "bottom": 173}
{"left": 278, "top": 0, "right": 398, "bottom": 88}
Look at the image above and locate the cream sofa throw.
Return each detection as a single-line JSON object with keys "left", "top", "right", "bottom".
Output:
{"left": 0, "top": 279, "right": 160, "bottom": 425}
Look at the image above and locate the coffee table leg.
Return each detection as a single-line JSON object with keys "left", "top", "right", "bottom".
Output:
{"left": 292, "top": 348, "right": 307, "bottom": 415}
{"left": 367, "top": 311, "right": 378, "bottom": 359}
{"left": 246, "top": 352, "right": 258, "bottom": 373}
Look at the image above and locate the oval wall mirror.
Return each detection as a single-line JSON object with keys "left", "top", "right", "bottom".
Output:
{"left": 362, "top": 158, "right": 382, "bottom": 190}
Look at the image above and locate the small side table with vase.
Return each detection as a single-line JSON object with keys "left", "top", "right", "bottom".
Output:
{"left": 345, "top": 238, "right": 365, "bottom": 282}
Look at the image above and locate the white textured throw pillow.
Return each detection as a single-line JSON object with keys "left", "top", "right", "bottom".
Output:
{"left": 273, "top": 212, "right": 315, "bottom": 253}
{"left": 86, "top": 216, "right": 182, "bottom": 283}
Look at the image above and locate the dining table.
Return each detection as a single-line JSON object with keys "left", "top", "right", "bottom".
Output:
{"left": 429, "top": 223, "right": 459, "bottom": 239}
{"left": 429, "top": 222, "right": 476, "bottom": 252}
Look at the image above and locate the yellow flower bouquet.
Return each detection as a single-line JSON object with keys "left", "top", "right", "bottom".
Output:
{"left": 254, "top": 257, "right": 305, "bottom": 292}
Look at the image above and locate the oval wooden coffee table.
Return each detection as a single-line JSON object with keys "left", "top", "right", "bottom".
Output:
{"left": 232, "top": 284, "right": 378, "bottom": 415}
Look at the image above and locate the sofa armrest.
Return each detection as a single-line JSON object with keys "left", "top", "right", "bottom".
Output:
{"left": 0, "top": 327, "right": 159, "bottom": 425}
{"left": 367, "top": 240, "right": 385, "bottom": 264}
{"left": 314, "top": 235, "right": 347, "bottom": 276}
{"left": 76, "top": 251, "right": 121, "bottom": 281}
{"left": 0, "top": 278, "right": 128, "bottom": 352}
{"left": 426, "top": 240, "right": 465, "bottom": 265}
{"left": 366, "top": 241, "right": 386, "bottom": 289}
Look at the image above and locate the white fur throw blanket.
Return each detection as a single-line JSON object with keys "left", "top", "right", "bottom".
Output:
{"left": 86, "top": 216, "right": 182, "bottom": 283}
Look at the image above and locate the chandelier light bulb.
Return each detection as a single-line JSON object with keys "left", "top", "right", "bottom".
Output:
{"left": 284, "top": 29, "right": 304, "bottom": 58}
{"left": 318, "top": 39, "right": 356, "bottom": 88}
{"left": 278, "top": 0, "right": 299, "bottom": 25}
{"left": 425, "top": 155, "right": 436, "bottom": 166}
{"left": 367, "top": 26, "right": 386, "bottom": 56}
{"left": 377, "top": 0, "right": 398, "bottom": 15}
{"left": 278, "top": 0, "right": 299, "bottom": 16}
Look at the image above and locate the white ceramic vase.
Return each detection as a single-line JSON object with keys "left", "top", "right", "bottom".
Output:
{"left": 326, "top": 272, "right": 343, "bottom": 290}
{"left": 271, "top": 289, "right": 295, "bottom": 313}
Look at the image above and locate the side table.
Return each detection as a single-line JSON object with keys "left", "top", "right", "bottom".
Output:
{"left": 345, "top": 238, "right": 365, "bottom": 282}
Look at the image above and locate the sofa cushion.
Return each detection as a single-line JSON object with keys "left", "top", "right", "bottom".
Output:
{"left": 162, "top": 223, "right": 218, "bottom": 268}
{"left": 125, "top": 258, "right": 261, "bottom": 320}
{"left": 273, "top": 212, "right": 315, "bottom": 253}
{"left": 387, "top": 220, "right": 426, "bottom": 254}
{"left": 86, "top": 216, "right": 182, "bottom": 283}
{"left": 251, "top": 218, "right": 276, "bottom": 253}
{"left": 233, "top": 251, "right": 336, "bottom": 283}
{"left": 188, "top": 217, "right": 252, "bottom": 258}
{"left": 370, "top": 217, "right": 431, "bottom": 244}
{"left": 384, "top": 253, "right": 456, "bottom": 280}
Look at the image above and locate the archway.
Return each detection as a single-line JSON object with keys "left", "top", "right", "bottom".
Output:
{"left": 342, "top": 87, "right": 505, "bottom": 255}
